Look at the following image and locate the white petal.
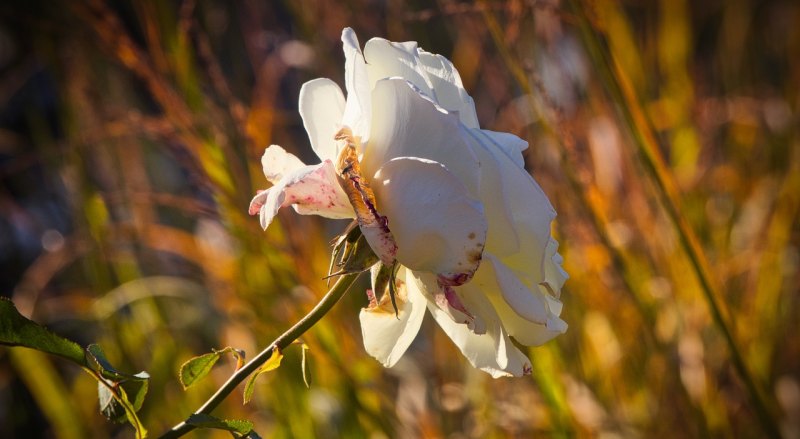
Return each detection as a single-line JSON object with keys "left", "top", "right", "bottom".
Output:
{"left": 359, "top": 267, "right": 426, "bottom": 367}
{"left": 250, "top": 160, "right": 354, "bottom": 229}
{"left": 469, "top": 129, "right": 528, "bottom": 168}
{"left": 482, "top": 254, "right": 549, "bottom": 325}
{"left": 363, "top": 37, "right": 436, "bottom": 101}
{"left": 364, "top": 78, "right": 480, "bottom": 197}
{"left": 341, "top": 28, "right": 371, "bottom": 143}
{"left": 372, "top": 157, "right": 487, "bottom": 280}
{"left": 417, "top": 50, "right": 479, "bottom": 128}
{"left": 299, "top": 78, "right": 346, "bottom": 162}
{"left": 474, "top": 253, "right": 567, "bottom": 346}
{"left": 467, "top": 135, "right": 519, "bottom": 256}
{"left": 422, "top": 277, "right": 532, "bottom": 378}
{"left": 540, "top": 237, "right": 569, "bottom": 299}
{"left": 465, "top": 129, "right": 555, "bottom": 288}
{"left": 260, "top": 144, "right": 306, "bottom": 184}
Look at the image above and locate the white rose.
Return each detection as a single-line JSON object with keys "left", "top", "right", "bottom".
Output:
{"left": 250, "top": 28, "right": 567, "bottom": 378}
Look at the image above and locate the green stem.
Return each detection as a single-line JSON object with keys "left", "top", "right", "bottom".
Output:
{"left": 158, "top": 273, "right": 360, "bottom": 439}
{"left": 568, "top": 2, "right": 779, "bottom": 437}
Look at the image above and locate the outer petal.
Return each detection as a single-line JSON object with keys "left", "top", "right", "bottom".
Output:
{"left": 363, "top": 37, "right": 436, "bottom": 101}
{"left": 359, "top": 267, "right": 426, "bottom": 367}
{"left": 299, "top": 78, "right": 346, "bottom": 162}
{"left": 260, "top": 144, "right": 306, "bottom": 184}
{"left": 418, "top": 274, "right": 532, "bottom": 378}
{"left": 372, "top": 157, "right": 487, "bottom": 281}
{"left": 341, "top": 28, "right": 372, "bottom": 143}
{"left": 540, "top": 237, "right": 569, "bottom": 299}
{"left": 469, "top": 129, "right": 528, "bottom": 168}
{"left": 474, "top": 253, "right": 567, "bottom": 346}
{"left": 249, "top": 160, "right": 354, "bottom": 229}
{"left": 364, "top": 78, "right": 480, "bottom": 197}
{"left": 466, "top": 129, "right": 556, "bottom": 288}
{"left": 417, "top": 50, "right": 480, "bottom": 128}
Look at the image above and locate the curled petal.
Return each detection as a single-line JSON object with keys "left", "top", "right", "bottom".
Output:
{"left": 424, "top": 277, "right": 533, "bottom": 378}
{"left": 341, "top": 28, "right": 372, "bottom": 143}
{"left": 540, "top": 237, "right": 569, "bottom": 299}
{"left": 299, "top": 78, "right": 346, "bottom": 162}
{"left": 359, "top": 267, "right": 426, "bottom": 367}
{"left": 249, "top": 160, "right": 354, "bottom": 230}
{"left": 363, "top": 37, "right": 436, "bottom": 101}
{"left": 474, "top": 253, "right": 567, "bottom": 346}
{"left": 372, "top": 157, "right": 487, "bottom": 281}
{"left": 417, "top": 50, "right": 479, "bottom": 128}
{"left": 365, "top": 78, "right": 481, "bottom": 197}
{"left": 260, "top": 144, "right": 306, "bottom": 184}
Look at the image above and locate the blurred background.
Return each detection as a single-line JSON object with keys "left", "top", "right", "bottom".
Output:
{"left": 0, "top": 0, "right": 798, "bottom": 437}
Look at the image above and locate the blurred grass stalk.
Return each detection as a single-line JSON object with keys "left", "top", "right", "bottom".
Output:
{"left": 565, "top": 1, "right": 780, "bottom": 437}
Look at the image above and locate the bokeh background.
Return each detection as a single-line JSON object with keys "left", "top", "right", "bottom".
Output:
{"left": 1, "top": 0, "right": 798, "bottom": 437}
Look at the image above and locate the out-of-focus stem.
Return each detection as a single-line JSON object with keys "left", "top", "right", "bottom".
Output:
{"left": 568, "top": 2, "right": 780, "bottom": 437}
{"left": 158, "top": 273, "right": 360, "bottom": 439}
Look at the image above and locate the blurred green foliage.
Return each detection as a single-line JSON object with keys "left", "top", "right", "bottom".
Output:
{"left": 0, "top": 0, "right": 798, "bottom": 437}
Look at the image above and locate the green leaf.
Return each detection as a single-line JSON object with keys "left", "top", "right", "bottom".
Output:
{"left": 0, "top": 298, "right": 85, "bottom": 365}
{"left": 180, "top": 352, "right": 221, "bottom": 389}
{"left": 186, "top": 413, "right": 254, "bottom": 436}
{"left": 87, "top": 345, "right": 149, "bottom": 438}
{"left": 243, "top": 348, "right": 283, "bottom": 404}
{"left": 179, "top": 347, "right": 246, "bottom": 389}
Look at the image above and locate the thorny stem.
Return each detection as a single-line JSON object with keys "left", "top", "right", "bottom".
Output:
{"left": 568, "top": 2, "right": 780, "bottom": 437}
{"left": 158, "top": 273, "right": 360, "bottom": 438}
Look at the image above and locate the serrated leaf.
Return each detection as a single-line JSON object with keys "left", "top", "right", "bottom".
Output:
{"left": 243, "top": 348, "right": 283, "bottom": 404}
{"left": 186, "top": 413, "right": 254, "bottom": 436}
{"left": 301, "top": 343, "right": 311, "bottom": 389}
{"left": 0, "top": 298, "right": 85, "bottom": 365}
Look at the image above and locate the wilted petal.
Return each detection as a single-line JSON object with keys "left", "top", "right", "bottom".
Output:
{"left": 299, "top": 78, "right": 346, "bottom": 162}
{"left": 260, "top": 144, "right": 306, "bottom": 184}
{"left": 249, "top": 160, "right": 354, "bottom": 230}
{"left": 417, "top": 50, "right": 479, "bottom": 128}
{"left": 359, "top": 267, "right": 426, "bottom": 367}
{"left": 341, "top": 28, "right": 371, "bottom": 143}
{"left": 423, "top": 278, "right": 532, "bottom": 378}
{"left": 365, "top": 78, "right": 480, "bottom": 197}
{"left": 474, "top": 253, "right": 567, "bottom": 346}
{"left": 372, "top": 157, "right": 487, "bottom": 281}
{"left": 363, "top": 37, "right": 436, "bottom": 100}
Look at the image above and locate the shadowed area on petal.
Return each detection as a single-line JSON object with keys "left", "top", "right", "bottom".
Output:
{"left": 359, "top": 267, "right": 426, "bottom": 367}
{"left": 417, "top": 50, "right": 480, "bottom": 128}
{"left": 473, "top": 254, "right": 567, "bottom": 346}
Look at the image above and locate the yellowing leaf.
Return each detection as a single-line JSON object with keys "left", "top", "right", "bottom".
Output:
{"left": 243, "top": 348, "right": 283, "bottom": 404}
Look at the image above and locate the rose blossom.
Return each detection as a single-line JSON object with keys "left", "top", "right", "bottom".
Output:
{"left": 250, "top": 28, "right": 567, "bottom": 377}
